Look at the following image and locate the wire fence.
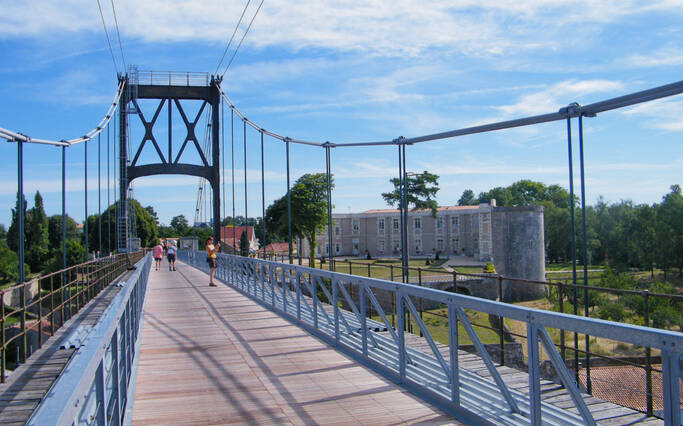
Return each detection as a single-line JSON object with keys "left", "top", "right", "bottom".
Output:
{"left": 0, "top": 251, "right": 144, "bottom": 382}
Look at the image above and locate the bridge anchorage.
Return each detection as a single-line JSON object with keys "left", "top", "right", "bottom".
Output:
{"left": 118, "top": 69, "right": 223, "bottom": 252}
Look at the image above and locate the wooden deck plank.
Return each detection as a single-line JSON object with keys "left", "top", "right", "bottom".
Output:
{"left": 132, "top": 263, "right": 461, "bottom": 425}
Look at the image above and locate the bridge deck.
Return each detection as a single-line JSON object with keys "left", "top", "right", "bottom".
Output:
{"left": 132, "top": 262, "right": 458, "bottom": 424}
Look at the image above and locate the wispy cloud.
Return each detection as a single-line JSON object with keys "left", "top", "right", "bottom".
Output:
{"left": 621, "top": 98, "right": 683, "bottom": 132}
{"left": 495, "top": 80, "right": 625, "bottom": 117}
{"left": 3, "top": 1, "right": 681, "bottom": 58}
{"left": 624, "top": 46, "right": 683, "bottom": 68}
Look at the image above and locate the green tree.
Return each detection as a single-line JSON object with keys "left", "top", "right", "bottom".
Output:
{"left": 266, "top": 173, "right": 333, "bottom": 268}
{"left": 655, "top": 184, "right": 683, "bottom": 277}
{"left": 382, "top": 171, "right": 439, "bottom": 217}
{"left": 544, "top": 204, "right": 571, "bottom": 263}
{"left": 25, "top": 192, "right": 49, "bottom": 271}
{"left": 478, "top": 186, "right": 512, "bottom": 206}
{"left": 47, "top": 214, "right": 79, "bottom": 252}
{"left": 6, "top": 193, "right": 27, "bottom": 252}
{"left": 87, "top": 200, "right": 158, "bottom": 251}
{"left": 457, "top": 189, "right": 478, "bottom": 206}
{"left": 130, "top": 200, "right": 159, "bottom": 248}
{"left": 239, "top": 230, "right": 249, "bottom": 257}
{"left": 628, "top": 204, "right": 657, "bottom": 275}
{"left": 46, "top": 240, "right": 85, "bottom": 273}
{"left": 170, "top": 215, "right": 190, "bottom": 235}
{"left": 0, "top": 238, "right": 29, "bottom": 284}
{"left": 507, "top": 180, "right": 549, "bottom": 206}
{"left": 145, "top": 206, "right": 159, "bottom": 226}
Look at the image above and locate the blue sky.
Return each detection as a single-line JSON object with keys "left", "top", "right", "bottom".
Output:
{"left": 1, "top": 1, "right": 682, "bottom": 228}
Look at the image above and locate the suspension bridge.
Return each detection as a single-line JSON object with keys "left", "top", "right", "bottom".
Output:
{"left": 0, "top": 66, "right": 681, "bottom": 425}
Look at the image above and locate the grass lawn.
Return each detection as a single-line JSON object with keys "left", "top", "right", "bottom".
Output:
{"left": 317, "top": 258, "right": 451, "bottom": 280}
{"left": 370, "top": 307, "right": 502, "bottom": 347}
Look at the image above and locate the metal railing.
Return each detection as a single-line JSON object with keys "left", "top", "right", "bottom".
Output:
{"left": 267, "top": 255, "right": 682, "bottom": 417}
{"left": 28, "top": 253, "right": 152, "bottom": 426}
{"left": 131, "top": 70, "right": 211, "bottom": 86}
{"left": 181, "top": 251, "right": 682, "bottom": 425}
{"left": 0, "top": 251, "right": 144, "bottom": 381}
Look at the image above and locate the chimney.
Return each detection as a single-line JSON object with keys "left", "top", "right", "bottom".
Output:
{"left": 490, "top": 198, "right": 497, "bottom": 207}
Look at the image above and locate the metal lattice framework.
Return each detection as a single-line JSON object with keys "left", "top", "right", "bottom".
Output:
{"left": 118, "top": 72, "right": 223, "bottom": 249}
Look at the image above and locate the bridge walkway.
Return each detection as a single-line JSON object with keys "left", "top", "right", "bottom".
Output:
{"left": 131, "top": 261, "right": 459, "bottom": 424}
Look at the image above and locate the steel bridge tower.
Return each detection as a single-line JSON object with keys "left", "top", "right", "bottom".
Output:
{"left": 118, "top": 69, "right": 222, "bottom": 251}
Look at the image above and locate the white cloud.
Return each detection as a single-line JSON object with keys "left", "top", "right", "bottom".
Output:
{"left": 625, "top": 47, "right": 683, "bottom": 68}
{"left": 621, "top": 98, "right": 683, "bottom": 132}
{"left": 3, "top": 1, "right": 681, "bottom": 58}
{"left": 495, "top": 80, "right": 624, "bottom": 117}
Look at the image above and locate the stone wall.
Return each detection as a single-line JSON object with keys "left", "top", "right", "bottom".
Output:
{"left": 492, "top": 206, "right": 545, "bottom": 301}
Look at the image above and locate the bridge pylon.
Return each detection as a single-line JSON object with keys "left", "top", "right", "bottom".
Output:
{"left": 118, "top": 70, "right": 222, "bottom": 250}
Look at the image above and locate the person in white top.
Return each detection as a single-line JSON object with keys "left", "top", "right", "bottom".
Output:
{"left": 167, "top": 240, "right": 178, "bottom": 271}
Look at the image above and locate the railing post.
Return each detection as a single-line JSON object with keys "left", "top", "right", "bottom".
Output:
{"left": 559, "top": 281, "right": 566, "bottom": 362}
{"left": 333, "top": 278, "right": 340, "bottom": 344}
{"left": 527, "top": 322, "right": 542, "bottom": 424}
{"left": 48, "top": 276, "right": 54, "bottom": 337}
{"left": 390, "top": 264, "right": 394, "bottom": 281}
{"left": 418, "top": 268, "right": 423, "bottom": 337}
{"left": 448, "top": 303, "right": 459, "bottom": 405}
{"left": 38, "top": 279, "right": 43, "bottom": 349}
{"left": 349, "top": 260, "right": 352, "bottom": 275}
{"left": 95, "top": 361, "right": 106, "bottom": 424}
{"left": 661, "top": 350, "right": 681, "bottom": 426}
{"left": 21, "top": 280, "right": 26, "bottom": 363}
{"left": 643, "top": 289, "right": 653, "bottom": 417}
{"left": 397, "top": 287, "right": 406, "bottom": 382}
{"left": 360, "top": 283, "right": 367, "bottom": 357}
{"left": 498, "top": 275, "right": 505, "bottom": 366}
{"left": 367, "top": 262, "right": 371, "bottom": 278}
{"left": 297, "top": 271, "right": 302, "bottom": 322}
{"left": 1, "top": 300, "right": 5, "bottom": 383}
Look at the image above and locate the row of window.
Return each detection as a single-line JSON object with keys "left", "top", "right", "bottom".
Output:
{"left": 321, "top": 238, "right": 488, "bottom": 255}
{"left": 330, "top": 214, "right": 489, "bottom": 237}
{"left": 377, "top": 238, "right": 457, "bottom": 254}
{"left": 377, "top": 216, "right": 469, "bottom": 233}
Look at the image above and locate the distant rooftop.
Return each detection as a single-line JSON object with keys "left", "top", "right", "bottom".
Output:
{"left": 359, "top": 202, "right": 494, "bottom": 215}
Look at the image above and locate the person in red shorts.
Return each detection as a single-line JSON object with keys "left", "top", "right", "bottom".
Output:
{"left": 153, "top": 240, "right": 164, "bottom": 271}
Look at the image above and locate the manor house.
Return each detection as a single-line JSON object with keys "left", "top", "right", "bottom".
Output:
{"left": 314, "top": 201, "right": 545, "bottom": 283}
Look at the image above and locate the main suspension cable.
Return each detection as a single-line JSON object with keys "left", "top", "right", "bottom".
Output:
{"left": 216, "top": 79, "right": 683, "bottom": 149}
{"left": 220, "top": 0, "right": 264, "bottom": 79}
{"left": 215, "top": 0, "right": 252, "bottom": 75}
{"left": 96, "top": 0, "right": 120, "bottom": 75}
{"left": 0, "top": 81, "right": 125, "bottom": 146}
{"left": 110, "top": 0, "right": 127, "bottom": 71}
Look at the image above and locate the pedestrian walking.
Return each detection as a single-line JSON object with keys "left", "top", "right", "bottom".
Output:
{"left": 167, "top": 240, "right": 177, "bottom": 271}
{"left": 153, "top": 240, "right": 164, "bottom": 271}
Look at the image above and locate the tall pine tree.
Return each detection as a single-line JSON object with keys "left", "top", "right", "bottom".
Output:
{"left": 25, "top": 192, "right": 49, "bottom": 271}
